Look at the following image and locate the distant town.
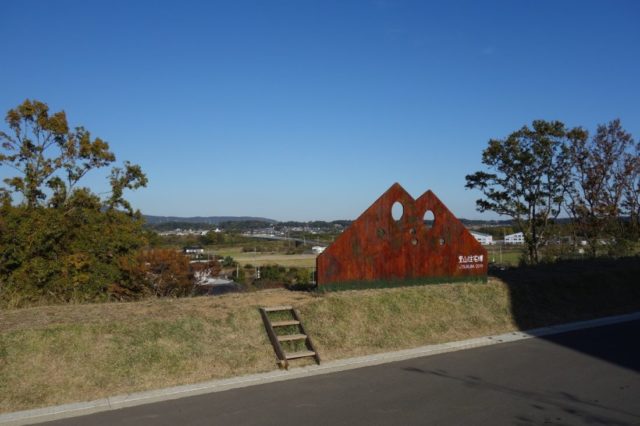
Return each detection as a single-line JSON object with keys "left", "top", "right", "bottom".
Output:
{"left": 151, "top": 221, "right": 529, "bottom": 246}
{"left": 144, "top": 214, "right": 527, "bottom": 241}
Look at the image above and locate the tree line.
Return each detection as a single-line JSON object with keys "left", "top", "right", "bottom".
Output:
{"left": 0, "top": 100, "right": 190, "bottom": 306}
{"left": 466, "top": 119, "right": 639, "bottom": 263}
{"left": 2, "top": 99, "right": 636, "bottom": 306}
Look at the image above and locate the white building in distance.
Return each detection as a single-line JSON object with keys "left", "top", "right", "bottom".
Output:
{"left": 470, "top": 231, "right": 494, "bottom": 245}
{"left": 183, "top": 246, "right": 205, "bottom": 255}
{"left": 505, "top": 232, "right": 524, "bottom": 244}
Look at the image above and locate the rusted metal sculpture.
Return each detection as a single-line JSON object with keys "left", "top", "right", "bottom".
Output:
{"left": 316, "top": 183, "right": 487, "bottom": 287}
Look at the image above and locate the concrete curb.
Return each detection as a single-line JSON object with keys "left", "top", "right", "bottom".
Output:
{"left": 2, "top": 311, "right": 640, "bottom": 425}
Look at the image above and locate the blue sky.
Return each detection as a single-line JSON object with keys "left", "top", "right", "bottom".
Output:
{"left": 1, "top": 0, "right": 639, "bottom": 221}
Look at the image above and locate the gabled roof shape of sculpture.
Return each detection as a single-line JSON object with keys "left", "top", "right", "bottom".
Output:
{"left": 316, "top": 183, "right": 487, "bottom": 287}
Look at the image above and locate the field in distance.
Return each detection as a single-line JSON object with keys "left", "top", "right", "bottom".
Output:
{"left": 213, "top": 246, "right": 317, "bottom": 268}
{"left": 212, "top": 246, "right": 524, "bottom": 269}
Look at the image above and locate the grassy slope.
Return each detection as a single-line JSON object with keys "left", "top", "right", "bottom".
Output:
{"left": 1, "top": 257, "right": 639, "bottom": 413}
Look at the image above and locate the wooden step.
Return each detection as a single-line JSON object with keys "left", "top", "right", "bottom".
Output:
{"left": 262, "top": 305, "right": 293, "bottom": 312}
{"left": 259, "top": 306, "right": 320, "bottom": 369}
{"left": 285, "top": 350, "right": 316, "bottom": 360}
{"left": 271, "top": 320, "right": 300, "bottom": 327}
{"left": 277, "top": 333, "right": 307, "bottom": 342}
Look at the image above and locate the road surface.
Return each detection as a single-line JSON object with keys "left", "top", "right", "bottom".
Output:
{"left": 45, "top": 320, "right": 640, "bottom": 425}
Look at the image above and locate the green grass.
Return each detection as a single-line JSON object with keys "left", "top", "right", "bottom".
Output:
{"left": 215, "top": 248, "right": 317, "bottom": 268}
{"left": 486, "top": 245, "right": 525, "bottom": 266}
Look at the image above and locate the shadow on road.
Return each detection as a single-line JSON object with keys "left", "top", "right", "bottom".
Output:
{"left": 491, "top": 256, "right": 640, "bottom": 373}
{"left": 402, "top": 366, "right": 637, "bottom": 425}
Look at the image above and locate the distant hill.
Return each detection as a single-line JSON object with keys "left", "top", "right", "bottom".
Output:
{"left": 143, "top": 215, "right": 570, "bottom": 228}
{"left": 460, "top": 217, "right": 573, "bottom": 227}
{"left": 459, "top": 218, "right": 513, "bottom": 227}
{"left": 143, "top": 215, "right": 277, "bottom": 225}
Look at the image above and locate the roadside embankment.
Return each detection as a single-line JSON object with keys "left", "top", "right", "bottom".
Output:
{"left": 1, "top": 256, "right": 639, "bottom": 413}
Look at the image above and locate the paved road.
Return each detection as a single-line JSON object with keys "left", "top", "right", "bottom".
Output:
{"left": 46, "top": 320, "right": 640, "bottom": 426}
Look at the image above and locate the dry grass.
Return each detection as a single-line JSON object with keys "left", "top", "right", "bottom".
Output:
{"left": 300, "top": 280, "right": 517, "bottom": 360}
{"left": 0, "top": 282, "right": 513, "bottom": 413}
{"left": 0, "top": 290, "right": 315, "bottom": 413}
{"left": 2, "top": 259, "right": 639, "bottom": 414}
{"left": 0, "top": 290, "right": 314, "bottom": 333}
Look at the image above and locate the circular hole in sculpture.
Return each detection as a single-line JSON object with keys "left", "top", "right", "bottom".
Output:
{"left": 423, "top": 210, "right": 435, "bottom": 229}
{"left": 409, "top": 228, "right": 416, "bottom": 235}
{"left": 439, "top": 238, "right": 445, "bottom": 246}
{"left": 411, "top": 238, "right": 418, "bottom": 246}
{"left": 391, "top": 201, "right": 404, "bottom": 222}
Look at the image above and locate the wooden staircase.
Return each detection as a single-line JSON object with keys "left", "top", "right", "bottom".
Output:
{"left": 259, "top": 306, "right": 320, "bottom": 369}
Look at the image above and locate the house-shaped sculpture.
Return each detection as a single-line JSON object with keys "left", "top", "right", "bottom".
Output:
{"left": 316, "top": 183, "right": 487, "bottom": 287}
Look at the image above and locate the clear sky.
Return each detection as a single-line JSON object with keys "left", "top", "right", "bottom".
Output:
{"left": 2, "top": 0, "right": 639, "bottom": 221}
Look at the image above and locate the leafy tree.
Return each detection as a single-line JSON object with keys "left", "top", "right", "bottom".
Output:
{"left": 148, "top": 221, "right": 214, "bottom": 231}
{"left": 465, "top": 120, "right": 572, "bottom": 264}
{"left": 138, "top": 249, "right": 193, "bottom": 297}
{"left": 289, "top": 267, "right": 311, "bottom": 285}
{"left": 191, "top": 259, "right": 222, "bottom": 278}
{"left": 259, "top": 265, "right": 287, "bottom": 281}
{"left": 0, "top": 99, "right": 149, "bottom": 306}
{"left": 621, "top": 134, "right": 640, "bottom": 238}
{"left": 0, "top": 99, "right": 146, "bottom": 208}
{"left": 222, "top": 256, "right": 236, "bottom": 267}
{"left": 565, "top": 119, "right": 638, "bottom": 256}
{"left": 200, "top": 230, "right": 226, "bottom": 245}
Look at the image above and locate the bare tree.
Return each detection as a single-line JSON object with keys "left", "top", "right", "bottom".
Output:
{"left": 565, "top": 119, "right": 637, "bottom": 256}
{"left": 621, "top": 137, "right": 640, "bottom": 236}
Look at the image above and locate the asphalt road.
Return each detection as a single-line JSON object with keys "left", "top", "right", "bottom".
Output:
{"left": 45, "top": 320, "right": 640, "bottom": 426}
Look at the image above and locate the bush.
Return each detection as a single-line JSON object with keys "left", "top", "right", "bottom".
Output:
{"left": 138, "top": 249, "right": 194, "bottom": 297}
{"left": 222, "top": 256, "right": 236, "bottom": 267}
{"left": 253, "top": 264, "right": 314, "bottom": 289}
{"left": 0, "top": 200, "right": 150, "bottom": 307}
